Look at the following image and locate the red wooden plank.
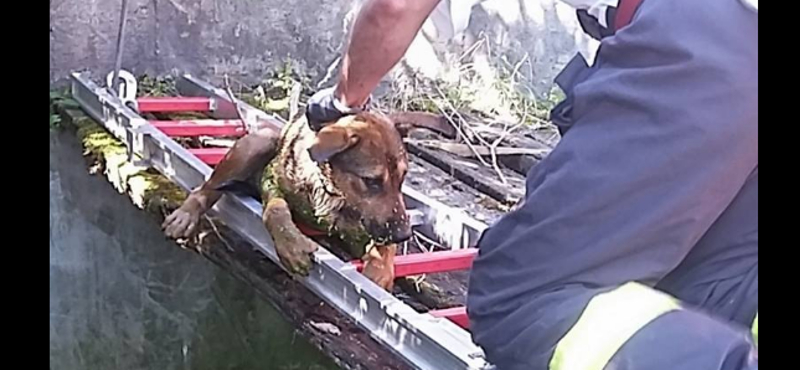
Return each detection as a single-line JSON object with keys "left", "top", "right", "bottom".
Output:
{"left": 137, "top": 97, "right": 213, "bottom": 113}
{"left": 351, "top": 248, "right": 477, "bottom": 277}
{"left": 429, "top": 307, "right": 469, "bottom": 329}
{"left": 150, "top": 119, "right": 245, "bottom": 137}
{"left": 189, "top": 148, "right": 229, "bottom": 165}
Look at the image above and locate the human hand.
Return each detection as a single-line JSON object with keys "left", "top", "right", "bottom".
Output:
{"left": 305, "top": 86, "right": 369, "bottom": 131}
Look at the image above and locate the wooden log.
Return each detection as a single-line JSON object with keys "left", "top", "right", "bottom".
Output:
{"left": 406, "top": 141, "right": 526, "bottom": 205}
{"left": 407, "top": 139, "right": 549, "bottom": 158}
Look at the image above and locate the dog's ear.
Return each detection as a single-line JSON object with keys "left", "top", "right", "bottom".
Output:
{"left": 308, "top": 125, "right": 360, "bottom": 163}
{"left": 388, "top": 112, "right": 457, "bottom": 139}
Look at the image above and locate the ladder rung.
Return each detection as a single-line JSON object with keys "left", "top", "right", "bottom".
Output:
{"left": 429, "top": 306, "right": 469, "bottom": 329}
{"left": 189, "top": 148, "right": 229, "bottom": 165}
{"left": 351, "top": 248, "right": 477, "bottom": 277}
{"left": 137, "top": 97, "right": 214, "bottom": 113}
{"left": 151, "top": 120, "right": 245, "bottom": 137}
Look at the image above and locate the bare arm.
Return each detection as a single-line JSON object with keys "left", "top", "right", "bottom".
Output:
{"left": 334, "top": 0, "right": 442, "bottom": 108}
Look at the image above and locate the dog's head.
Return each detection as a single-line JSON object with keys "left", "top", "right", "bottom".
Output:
{"left": 308, "top": 111, "right": 454, "bottom": 245}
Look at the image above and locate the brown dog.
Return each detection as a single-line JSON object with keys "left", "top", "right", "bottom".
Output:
{"left": 162, "top": 110, "right": 453, "bottom": 290}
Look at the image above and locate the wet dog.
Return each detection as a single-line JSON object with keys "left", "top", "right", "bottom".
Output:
{"left": 162, "top": 110, "right": 453, "bottom": 290}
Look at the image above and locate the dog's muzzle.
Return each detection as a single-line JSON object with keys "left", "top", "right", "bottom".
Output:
{"left": 366, "top": 218, "right": 413, "bottom": 244}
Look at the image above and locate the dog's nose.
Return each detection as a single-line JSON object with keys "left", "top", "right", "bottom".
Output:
{"left": 389, "top": 223, "right": 413, "bottom": 243}
{"left": 366, "top": 219, "right": 413, "bottom": 244}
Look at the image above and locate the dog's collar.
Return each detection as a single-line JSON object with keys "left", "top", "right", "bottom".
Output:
{"left": 295, "top": 219, "right": 328, "bottom": 237}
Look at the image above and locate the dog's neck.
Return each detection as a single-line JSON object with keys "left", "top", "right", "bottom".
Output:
{"left": 307, "top": 162, "right": 346, "bottom": 221}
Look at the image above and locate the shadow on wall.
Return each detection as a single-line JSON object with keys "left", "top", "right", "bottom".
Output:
{"left": 49, "top": 130, "right": 337, "bottom": 370}
{"left": 402, "top": 0, "right": 598, "bottom": 97}
{"left": 49, "top": 0, "right": 594, "bottom": 97}
{"left": 472, "top": 0, "right": 598, "bottom": 94}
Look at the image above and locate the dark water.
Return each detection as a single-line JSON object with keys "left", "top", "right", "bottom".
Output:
{"left": 49, "top": 130, "right": 339, "bottom": 370}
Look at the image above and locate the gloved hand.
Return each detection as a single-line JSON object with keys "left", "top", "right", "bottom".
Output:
{"left": 305, "top": 86, "right": 370, "bottom": 131}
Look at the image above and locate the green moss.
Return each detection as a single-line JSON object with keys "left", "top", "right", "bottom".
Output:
{"left": 74, "top": 117, "right": 127, "bottom": 158}
{"left": 259, "top": 162, "right": 282, "bottom": 199}
{"left": 129, "top": 171, "right": 188, "bottom": 213}
{"left": 62, "top": 108, "right": 188, "bottom": 216}
{"left": 137, "top": 74, "right": 178, "bottom": 97}
{"left": 50, "top": 114, "right": 62, "bottom": 130}
{"left": 260, "top": 164, "right": 371, "bottom": 257}
{"left": 237, "top": 59, "right": 313, "bottom": 120}
{"left": 335, "top": 228, "right": 372, "bottom": 257}
{"left": 50, "top": 88, "right": 79, "bottom": 130}
{"left": 260, "top": 163, "right": 326, "bottom": 231}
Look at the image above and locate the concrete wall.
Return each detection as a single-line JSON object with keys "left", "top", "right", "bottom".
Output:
{"left": 49, "top": 0, "right": 358, "bottom": 84}
{"left": 49, "top": 0, "right": 597, "bottom": 96}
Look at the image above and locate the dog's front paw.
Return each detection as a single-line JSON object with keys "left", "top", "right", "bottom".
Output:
{"left": 275, "top": 234, "right": 319, "bottom": 276}
{"left": 162, "top": 198, "right": 203, "bottom": 238}
{"left": 361, "top": 244, "right": 397, "bottom": 291}
{"left": 362, "top": 260, "right": 395, "bottom": 291}
{"left": 264, "top": 198, "right": 320, "bottom": 276}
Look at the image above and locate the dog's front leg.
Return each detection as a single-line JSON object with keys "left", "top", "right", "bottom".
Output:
{"left": 263, "top": 196, "right": 320, "bottom": 276}
{"left": 163, "top": 127, "right": 280, "bottom": 239}
{"left": 263, "top": 197, "right": 397, "bottom": 290}
{"left": 361, "top": 244, "right": 397, "bottom": 291}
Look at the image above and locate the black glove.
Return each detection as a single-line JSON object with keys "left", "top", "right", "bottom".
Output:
{"left": 575, "top": 9, "right": 615, "bottom": 41}
{"left": 305, "top": 87, "right": 370, "bottom": 131}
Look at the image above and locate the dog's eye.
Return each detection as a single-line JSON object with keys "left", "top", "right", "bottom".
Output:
{"left": 361, "top": 176, "right": 383, "bottom": 193}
